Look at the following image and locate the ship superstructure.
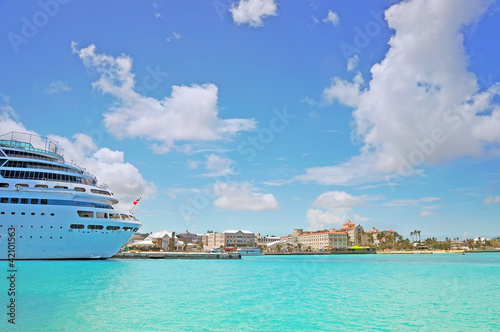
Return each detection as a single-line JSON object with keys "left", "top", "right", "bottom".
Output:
{"left": 0, "top": 132, "right": 141, "bottom": 259}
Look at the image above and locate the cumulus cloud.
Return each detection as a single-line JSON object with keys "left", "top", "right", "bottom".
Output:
{"left": 307, "top": 209, "right": 343, "bottom": 230}
{"left": 322, "top": 72, "right": 364, "bottom": 108}
{"left": 202, "top": 154, "right": 236, "bottom": 177}
{"left": 323, "top": 10, "right": 340, "bottom": 26}
{"left": 312, "top": 190, "right": 381, "bottom": 209}
{"left": 483, "top": 195, "right": 500, "bottom": 205}
{"left": 44, "top": 80, "right": 72, "bottom": 94}
{"left": 71, "top": 43, "right": 256, "bottom": 153}
{"left": 300, "top": 0, "right": 500, "bottom": 186}
{"left": 213, "top": 182, "right": 279, "bottom": 211}
{"left": 307, "top": 191, "right": 374, "bottom": 230}
{"left": 0, "top": 102, "right": 156, "bottom": 211}
{"left": 306, "top": 208, "right": 367, "bottom": 231}
{"left": 230, "top": 0, "right": 277, "bottom": 27}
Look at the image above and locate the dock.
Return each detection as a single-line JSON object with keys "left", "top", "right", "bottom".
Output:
{"left": 264, "top": 248, "right": 376, "bottom": 255}
{"left": 112, "top": 252, "right": 241, "bottom": 259}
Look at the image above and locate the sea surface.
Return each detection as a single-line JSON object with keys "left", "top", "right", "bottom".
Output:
{"left": 1, "top": 253, "right": 499, "bottom": 331}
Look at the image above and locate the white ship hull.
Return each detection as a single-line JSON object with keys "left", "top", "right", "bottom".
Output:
{"left": 0, "top": 131, "right": 142, "bottom": 260}
{"left": 0, "top": 189, "right": 140, "bottom": 260}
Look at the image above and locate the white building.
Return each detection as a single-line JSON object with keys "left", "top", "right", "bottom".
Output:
{"left": 132, "top": 230, "right": 177, "bottom": 251}
{"left": 255, "top": 233, "right": 281, "bottom": 246}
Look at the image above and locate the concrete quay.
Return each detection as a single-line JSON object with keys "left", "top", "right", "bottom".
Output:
{"left": 113, "top": 252, "right": 241, "bottom": 259}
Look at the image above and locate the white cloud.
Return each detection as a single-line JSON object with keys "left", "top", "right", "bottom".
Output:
{"left": 419, "top": 210, "right": 436, "bottom": 217}
{"left": 0, "top": 103, "right": 156, "bottom": 211}
{"left": 230, "top": 0, "right": 277, "bottom": 27}
{"left": 483, "top": 195, "right": 500, "bottom": 205}
{"left": 322, "top": 72, "right": 364, "bottom": 108}
{"left": 153, "top": 3, "right": 161, "bottom": 18}
{"left": 72, "top": 43, "right": 256, "bottom": 153}
{"left": 45, "top": 80, "right": 71, "bottom": 94}
{"left": 347, "top": 55, "right": 359, "bottom": 71}
{"left": 384, "top": 197, "right": 439, "bottom": 207}
{"left": 202, "top": 154, "right": 235, "bottom": 177}
{"left": 166, "top": 32, "right": 181, "bottom": 42}
{"left": 323, "top": 10, "right": 339, "bottom": 26}
{"left": 302, "top": 0, "right": 500, "bottom": 186}
{"left": 188, "top": 160, "right": 200, "bottom": 170}
{"left": 307, "top": 209, "right": 343, "bottom": 230}
{"left": 213, "top": 182, "right": 279, "bottom": 211}
{"left": 306, "top": 208, "right": 367, "bottom": 231}
{"left": 307, "top": 191, "right": 373, "bottom": 230}
{"left": 312, "top": 190, "right": 380, "bottom": 209}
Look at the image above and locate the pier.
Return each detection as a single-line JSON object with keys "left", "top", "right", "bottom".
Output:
{"left": 265, "top": 247, "right": 376, "bottom": 255}
{"left": 112, "top": 252, "right": 241, "bottom": 259}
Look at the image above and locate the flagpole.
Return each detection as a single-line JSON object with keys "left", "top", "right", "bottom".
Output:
{"left": 130, "top": 197, "right": 141, "bottom": 213}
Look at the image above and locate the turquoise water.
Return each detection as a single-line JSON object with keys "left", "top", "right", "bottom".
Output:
{"left": 1, "top": 253, "right": 499, "bottom": 331}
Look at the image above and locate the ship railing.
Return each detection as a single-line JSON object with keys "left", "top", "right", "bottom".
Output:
{"left": 0, "top": 131, "right": 64, "bottom": 160}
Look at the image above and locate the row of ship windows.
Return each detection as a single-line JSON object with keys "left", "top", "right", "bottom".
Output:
{"left": 0, "top": 170, "right": 79, "bottom": 183}
{"left": 0, "top": 225, "right": 138, "bottom": 238}
{"left": 0, "top": 208, "right": 134, "bottom": 221}
{"left": 1, "top": 211, "right": 54, "bottom": 216}
{"left": 2, "top": 149, "right": 60, "bottom": 163}
{"left": 70, "top": 224, "right": 138, "bottom": 232}
{"left": 0, "top": 183, "right": 111, "bottom": 196}
{"left": 77, "top": 211, "right": 137, "bottom": 221}
{"left": 2, "top": 160, "right": 82, "bottom": 175}
{"left": 1, "top": 197, "right": 48, "bottom": 204}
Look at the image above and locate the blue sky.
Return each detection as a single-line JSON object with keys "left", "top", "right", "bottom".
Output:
{"left": 1, "top": 0, "right": 499, "bottom": 239}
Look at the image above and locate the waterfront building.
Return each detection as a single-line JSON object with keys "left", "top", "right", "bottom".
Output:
{"left": 255, "top": 233, "right": 281, "bottom": 246}
{"left": 177, "top": 229, "right": 198, "bottom": 244}
{"left": 277, "top": 229, "right": 349, "bottom": 251}
{"left": 133, "top": 230, "right": 176, "bottom": 251}
{"left": 295, "top": 229, "right": 349, "bottom": 250}
{"left": 203, "top": 230, "right": 256, "bottom": 250}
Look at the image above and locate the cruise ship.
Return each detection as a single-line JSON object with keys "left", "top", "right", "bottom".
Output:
{"left": 0, "top": 132, "right": 141, "bottom": 259}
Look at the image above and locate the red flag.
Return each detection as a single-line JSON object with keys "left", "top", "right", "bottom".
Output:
{"left": 133, "top": 197, "right": 141, "bottom": 205}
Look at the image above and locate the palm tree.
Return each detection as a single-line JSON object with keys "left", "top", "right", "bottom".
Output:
{"left": 197, "top": 241, "right": 204, "bottom": 252}
{"left": 410, "top": 231, "right": 414, "bottom": 242}
{"left": 417, "top": 230, "right": 421, "bottom": 242}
